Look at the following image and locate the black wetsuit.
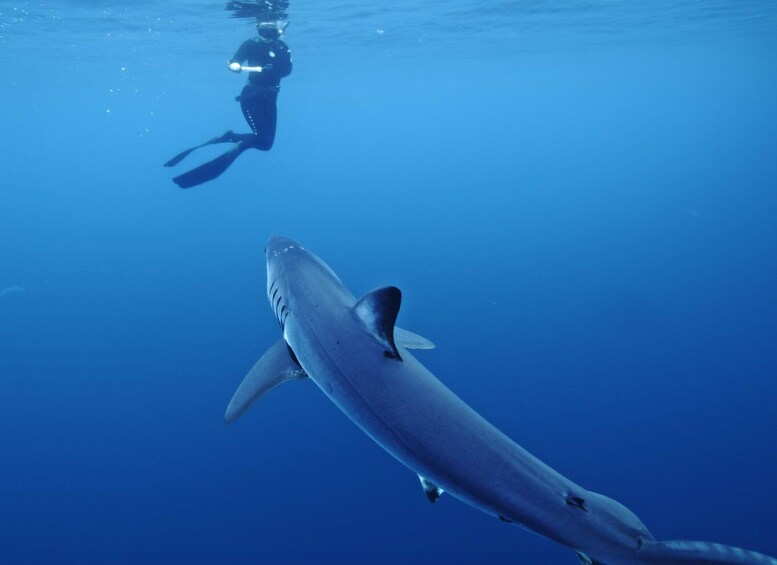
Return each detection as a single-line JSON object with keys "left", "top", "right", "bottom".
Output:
{"left": 164, "top": 36, "right": 292, "bottom": 188}
{"left": 229, "top": 38, "right": 292, "bottom": 149}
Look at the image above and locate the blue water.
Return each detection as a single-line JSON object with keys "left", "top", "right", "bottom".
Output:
{"left": 1, "top": 1, "right": 777, "bottom": 563}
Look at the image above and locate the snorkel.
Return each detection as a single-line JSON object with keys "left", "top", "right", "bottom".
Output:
{"left": 256, "top": 19, "right": 288, "bottom": 43}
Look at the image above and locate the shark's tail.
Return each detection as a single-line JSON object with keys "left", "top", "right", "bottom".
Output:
{"left": 640, "top": 539, "right": 777, "bottom": 565}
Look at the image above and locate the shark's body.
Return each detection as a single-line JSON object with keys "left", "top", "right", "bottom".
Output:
{"left": 226, "top": 236, "right": 776, "bottom": 565}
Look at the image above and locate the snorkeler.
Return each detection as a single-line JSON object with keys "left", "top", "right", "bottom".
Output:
{"left": 164, "top": 20, "right": 292, "bottom": 188}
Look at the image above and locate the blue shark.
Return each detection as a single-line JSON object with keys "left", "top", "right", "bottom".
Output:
{"left": 225, "top": 236, "right": 776, "bottom": 565}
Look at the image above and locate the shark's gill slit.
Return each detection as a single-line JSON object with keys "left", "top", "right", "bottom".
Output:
{"left": 268, "top": 280, "right": 277, "bottom": 300}
{"left": 279, "top": 305, "right": 288, "bottom": 328}
{"left": 274, "top": 294, "right": 284, "bottom": 322}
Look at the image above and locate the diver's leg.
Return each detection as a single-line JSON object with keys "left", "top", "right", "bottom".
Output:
{"left": 172, "top": 141, "right": 253, "bottom": 189}
{"left": 171, "top": 89, "right": 280, "bottom": 187}
{"left": 213, "top": 130, "right": 255, "bottom": 144}
{"left": 240, "top": 90, "right": 278, "bottom": 150}
{"left": 166, "top": 85, "right": 271, "bottom": 169}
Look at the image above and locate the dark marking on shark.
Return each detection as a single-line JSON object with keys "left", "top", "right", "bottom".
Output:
{"left": 566, "top": 495, "right": 588, "bottom": 512}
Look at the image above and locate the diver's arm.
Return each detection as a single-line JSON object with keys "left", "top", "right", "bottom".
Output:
{"left": 228, "top": 40, "right": 253, "bottom": 72}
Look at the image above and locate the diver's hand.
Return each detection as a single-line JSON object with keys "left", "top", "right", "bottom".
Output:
{"left": 228, "top": 61, "right": 242, "bottom": 72}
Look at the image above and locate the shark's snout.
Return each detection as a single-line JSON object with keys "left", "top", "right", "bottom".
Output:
{"left": 266, "top": 235, "right": 300, "bottom": 258}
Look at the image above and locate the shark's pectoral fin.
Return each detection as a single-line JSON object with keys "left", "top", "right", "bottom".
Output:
{"left": 224, "top": 338, "right": 308, "bottom": 424}
{"left": 576, "top": 551, "right": 606, "bottom": 565}
{"left": 394, "top": 327, "right": 435, "bottom": 350}
{"left": 353, "top": 286, "right": 403, "bottom": 361}
{"left": 418, "top": 475, "right": 444, "bottom": 503}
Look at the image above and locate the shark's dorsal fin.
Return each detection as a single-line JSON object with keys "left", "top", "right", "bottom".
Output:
{"left": 224, "top": 338, "right": 308, "bottom": 424}
{"left": 418, "top": 475, "right": 444, "bottom": 503}
{"left": 353, "top": 286, "right": 402, "bottom": 361}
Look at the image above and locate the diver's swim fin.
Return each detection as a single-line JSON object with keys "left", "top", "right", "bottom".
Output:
{"left": 172, "top": 144, "right": 247, "bottom": 188}
{"left": 164, "top": 144, "right": 205, "bottom": 168}
{"left": 163, "top": 131, "right": 242, "bottom": 168}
